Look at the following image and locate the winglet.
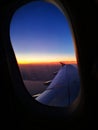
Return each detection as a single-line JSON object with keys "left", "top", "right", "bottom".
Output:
{"left": 59, "top": 62, "right": 65, "bottom": 67}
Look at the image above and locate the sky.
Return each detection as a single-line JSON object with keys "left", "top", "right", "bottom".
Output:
{"left": 10, "top": 1, "right": 76, "bottom": 64}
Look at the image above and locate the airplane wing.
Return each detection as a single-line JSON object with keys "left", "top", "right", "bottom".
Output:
{"left": 35, "top": 64, "right": 80, "bottom": 107}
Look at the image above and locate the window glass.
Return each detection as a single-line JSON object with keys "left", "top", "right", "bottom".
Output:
{"left": 10, "top": 1, "right": 80, "bottom": 107}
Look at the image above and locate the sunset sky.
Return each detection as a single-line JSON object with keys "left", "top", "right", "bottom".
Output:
{"left": 10, "top": 1, "right": 76, "bottom": 64}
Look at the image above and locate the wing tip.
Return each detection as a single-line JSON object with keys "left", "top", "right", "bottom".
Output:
{"left": 59, "top": 62, "right": 65, "bottom": 67}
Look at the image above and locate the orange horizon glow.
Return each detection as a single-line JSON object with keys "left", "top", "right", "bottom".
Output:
{"left": 18, "top": 60, "right": 77, "bottom": 65}
{"left": 16, "top": 54, "right": 77, "bottom": 65}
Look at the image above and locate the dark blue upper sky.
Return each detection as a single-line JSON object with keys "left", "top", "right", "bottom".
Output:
{"left": 10, "top": 1, "right": 76, "bottom": 64}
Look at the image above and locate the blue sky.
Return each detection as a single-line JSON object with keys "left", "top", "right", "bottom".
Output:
{"left": 10, "top": 1, "right": 76, "bottom": 64}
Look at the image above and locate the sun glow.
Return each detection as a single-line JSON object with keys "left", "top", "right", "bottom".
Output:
{"left": 16, "top": 53, "right": 77, "bottom": 64}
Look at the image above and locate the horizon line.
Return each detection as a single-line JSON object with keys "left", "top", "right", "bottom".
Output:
{"left": 18, "top": 60, "right": 77, "bottom": 65}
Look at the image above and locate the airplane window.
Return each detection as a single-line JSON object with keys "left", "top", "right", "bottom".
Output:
{"left": 10, "top": 0, "right": 80, "bottom": 107}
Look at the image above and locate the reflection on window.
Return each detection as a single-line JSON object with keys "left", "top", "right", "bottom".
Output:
{"left": 10, "top": 0, "right": 80, "bottom": 107}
